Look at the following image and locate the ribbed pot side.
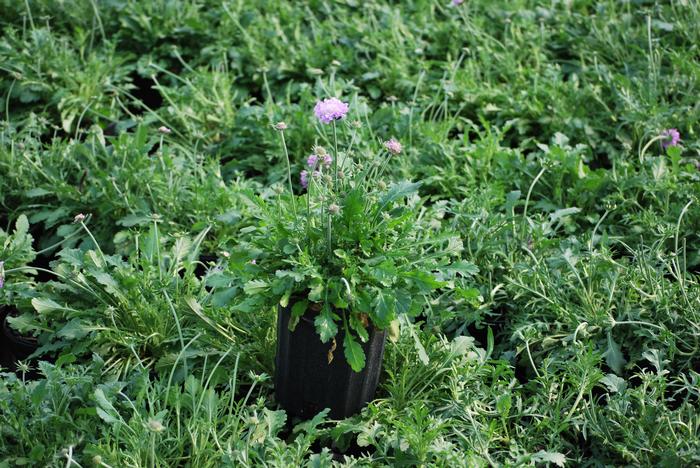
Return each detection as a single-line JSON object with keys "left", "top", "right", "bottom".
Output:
{"left": 274, "top": 304, "right": 386, "bottom": 419}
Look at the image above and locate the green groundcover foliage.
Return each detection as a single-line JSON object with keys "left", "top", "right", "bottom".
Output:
{"left": 1, "top": 0, "right": 699, "bottom": 466}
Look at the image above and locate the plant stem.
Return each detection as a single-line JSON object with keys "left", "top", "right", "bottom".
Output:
{"left": 279, "top": 130, "right": 297, "bottom": 216}
{"left": 521, "top": 167, "right": 546, "bottom": 235}
{"left": 332, "top": 120, "right": 339, "bottom": 188}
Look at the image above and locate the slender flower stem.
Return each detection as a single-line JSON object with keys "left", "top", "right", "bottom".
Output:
{"left": 521, "top": 167, "right": 546, "bottom": 235}
{"left": 638, "top": 134, "right": 666, "bottom": 164}
{"left": 306, "top": 185, "right": 311, "bottom": 238}
{"left": 327, "top": 209, "right": 332, "bottom": 256}
{"left": 332, "top": 120, "right": 339, "bottom": 188}
{"left": 374, "top": 151, "right": 393, "bottom": 181}
{"left": 279, "top": 130, "right": 297, "bottom": 216}
{"left": 80, "top": 220, "right": 107, "bottom": 264}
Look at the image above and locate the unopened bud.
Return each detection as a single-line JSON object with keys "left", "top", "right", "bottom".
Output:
{"left": 73, "top": 213, "right": 86, "bottom": 223}
{"left": 147, "top": 419, "right": 165, "bottom": 433}
{"left": 273, "top": 122, "right": 288, "bottom": 131}
{"left": 328, "top": 204, "right": 341, "bottom": 215}
{"left": 158, "top": 126, "right": 171, "bottom": 134}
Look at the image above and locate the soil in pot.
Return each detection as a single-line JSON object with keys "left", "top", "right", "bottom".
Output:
{"left": 275, "top": 304, "right": 387, "bottom": 420}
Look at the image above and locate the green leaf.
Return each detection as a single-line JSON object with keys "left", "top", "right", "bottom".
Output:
{"left": 532, "top": 451, "right": 566, "bottom": 467}
{"left": 349, "top": 314, "right": 369, "bottom": 342}
{"left": 55, "top": 353, "right": 76, "bottom": 367}
{"left": 244, "top": 279, "right": 268, "bottom": 295}
{"left": 342, "top": 189, "right": 365, "bottom": 223}
{"left": 370, "top": 260, "right": 397, "bottom": 286}
{"left": 117, "top": 214, "right": 151, "bottom": 227}
{"left": 343, "top": 332, "right": 366, "bottom": 372}
{"left": 371, "top": 289, "right": 396, "bottom": 328}
{"left": 91, "top": 271, "right": 121, "bottom": 296}
{"left": 496, "top": 393, "right": 512, "bottom": 417}
{"left": 94, "top": 388, "right": 121, "bottom": 425}
{"left": 15, "top": 214, "right": 29, "bottom": 239}
{"left": 31, "top": 380, "right": 48, "bottom": 406}
{"left": 445, "top": 261, "right": 479, "bottom": 277}
{"left": 25, "top": 188, "right": 52, "bottom": 198}
{"left": 57, "top": 319, "right": 91, "bottom": 340}
{"left": 6, "top": 313, "right": 38, "bottom": 333}
{"left": 377, "top": 181, "right": 421, "bottom": 209}
{"left": 314, "top": 310, "right": 338, "bottom": 343}
{"left": 549, "top": 207, "right": 581, "bottom": 223}
{"left": 403, "top": 270, "right": 446, "bottom": 293}
{"left": 308, "top": 281, "right": 324, "bottom": 302}
{"left": 289, "top": 300, "right": 308, "bottom": 331}
{"left": 31, "top": 297, "right": 66, "bottom": 314}
{"left": 291, "top": 300, "right": 308, "bottom": 319}
{"left": 600, "top": 374, "right": 627, "bottom": 394}
{"left": 603, "top": 332, "right": 626, "bottom": 374}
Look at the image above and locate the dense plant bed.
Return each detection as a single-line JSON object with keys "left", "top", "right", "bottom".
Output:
{"left": 1, "top": 0, "right": 700, "bottom": 466}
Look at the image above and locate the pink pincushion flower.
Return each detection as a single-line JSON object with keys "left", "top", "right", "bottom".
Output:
{"left": 662, "top": 128, "right": 681, "bottom": 149}
{"left": 314, "top": 97, "right": 349, "bottom": 124}
{"left": 307, "top": 154, "right": 320, "bottom": 168}
{"left": 300, "top": 170, "right": 320, "bottom": 189}
{"left": 323, "top": 155, "right": 332, "bottom": 167}
{"left": 384, "top": 138, "right": 402, "bottom": 155}
{"left": 451, "top": 0, "right": 464, "bottom": 5}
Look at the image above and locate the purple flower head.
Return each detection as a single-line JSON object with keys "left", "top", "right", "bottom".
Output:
{"left": 384, "top": 138, "right": 402, "bottom": 155}
{"left": 314, "top": 97, "right": 349, "bottom": 124}
{"left": 250, "top": 259, "right": 257, "bottom": 265}
{"left": 307, "top": 154, "right": 320, "bottom": 168}
{"left": 0, "top": 261, "right": 4, "bottom": 289}
{"left": 451, "top": 0, "right": 464, "bottom": 5}
{"left": 300, "top": 170, "right": 320, "bottom": 189}
{"left": 662, "top": 128, "right": 681, "bottom": 149}
{"left": 323, "top": 155, "right": 332, "bottom": 167}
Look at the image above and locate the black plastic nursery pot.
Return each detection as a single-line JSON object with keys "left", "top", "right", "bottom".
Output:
{"left": 0, "top": 305, "right": 38, "bottom": 372}
{"left": 275, "top": 304, "right": 387, "bottom": 420}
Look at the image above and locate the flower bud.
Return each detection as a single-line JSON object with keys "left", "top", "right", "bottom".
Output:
{"left": 147, "top": 419, "right": 165, "bottom": 433}
{"left": 328, "top": 204, "right": 341, "bottom": 215}
{"left": 73, "top": 213, "right": 86, "bottom": 223}
{"left": 273, "top": 122, "right": 288, "bottom": 131}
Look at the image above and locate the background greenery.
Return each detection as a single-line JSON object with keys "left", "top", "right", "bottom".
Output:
{"left": 1, "top": 0, "right": 699, "bottom": 466}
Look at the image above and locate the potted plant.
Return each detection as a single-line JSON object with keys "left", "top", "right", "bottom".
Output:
{"left": 0, "top": 215, "right": 40, "bottom": 373}
{"left": 0, "top": 305, "right": 38, "bottom": 372}
{"left": 235, "top": 99, "right": 462, "bottom": 419}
